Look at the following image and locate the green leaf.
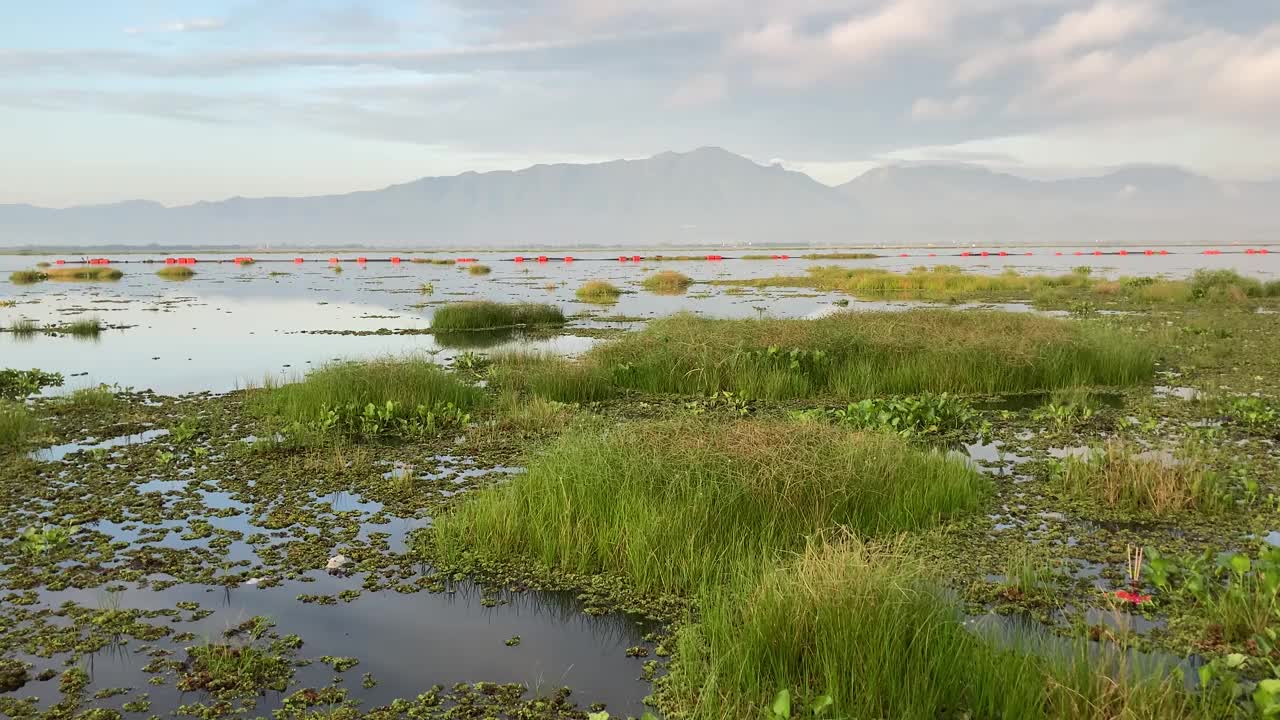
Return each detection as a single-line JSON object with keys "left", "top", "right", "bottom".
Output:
{"left": 811, "top": 695, "right": 834, "bottom": 716}
{"left": 1229, "top": 553, "right": 1252, "bottom": 576}
{"left": 771, "top": 689, "right": 792, "bottom": 719}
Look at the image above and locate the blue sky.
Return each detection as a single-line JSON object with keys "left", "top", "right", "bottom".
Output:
{"left": 2, "top": 0, "right": 1278, "bottom": 206}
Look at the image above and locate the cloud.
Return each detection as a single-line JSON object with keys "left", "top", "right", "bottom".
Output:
{"left": 124, "top": 18, "right": 226, "bottom": 34}
{"left": 911, "top": 95, "right": 982, "bottom": 121}
{"left": 667, "top": 72, "right": 727, "bottom": 107}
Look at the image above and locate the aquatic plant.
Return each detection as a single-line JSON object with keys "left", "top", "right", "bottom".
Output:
{"left": 0, "top": 299, "right": 15, "bottom": 308}
{"left": 0, "top": 401, "right": 40, "bottom": 450}
{"left": 576, "top": 280, "right": 623, "bottom": 303}
{"left": 1222, "top": 396, "right": 1278, "bottom": 431}
{"left": 828, "top": 393, "right": 980, "bottom": 437}
{"left": 641, "top": 270, "right": 693, "bottom": 294}
{"left": 673, "top": 536, "right": 1203, "bottom": 720}
{"left": 430, "top": 301, "right": 565, "bottom": 331}
{"left": 17, "top": 523, "right": 78, "bottom": 557}
{"left": 1051, "top": 441, "right": 1228, "bottom": 514}
{"left": 179, "top": 625, "right": 299, "bottom": 698}
{"left": 419, "top": 282, "right": 434, "bottom": 295}
{"left": 60, "top": 384, "right": 119, "bottom": 410}
{"left": 591, "top": 311, "right": 1153, "bottom": 399}
{"left": 45, "top": 266, "right": 124, "bottom": 281}
{"left": 252, "top": 357, "right": 483, "bottom": 440}
{"left": 467, "top": 264, "right": 492, "bottom": 276}
{"left": 59, "top": 317, "right": 103, "bottom": 338}
{"left": 486, "top": 352, "right": 614, "bottom": 403}
{"left": 436, "top": 419, "right": 988, "bottom": 594}
{"left": 9, "top": 270, "right": 46, "bottom": 285}
{"left": 0, "top": 368, "right": 64, "bottom": 400}
{"left": 7, "top": 318, "right": 38, "bottom": 338}
{"left": 1143, "top": 545, "right": 1280, "bottom": 644}
{"left": 156, "top": 266, "right": 196, "bottom": 279}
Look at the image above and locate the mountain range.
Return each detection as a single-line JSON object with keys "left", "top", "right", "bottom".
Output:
{"left": 2, "top": 147, "right": 1277, "bottom": 248}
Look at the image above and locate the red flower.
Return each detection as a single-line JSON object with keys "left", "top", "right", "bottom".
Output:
{"left": 1115, "top": 589, "right": 1152, "bottom": 605}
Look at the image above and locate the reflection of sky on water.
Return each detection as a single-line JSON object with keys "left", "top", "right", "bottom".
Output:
{"left": 2, "top": 250, "right": 1276, "bottom": 394}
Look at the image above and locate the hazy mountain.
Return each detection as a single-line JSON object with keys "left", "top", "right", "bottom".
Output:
{"left": 2, "top": 148, "right": 1276, "bottom": 248}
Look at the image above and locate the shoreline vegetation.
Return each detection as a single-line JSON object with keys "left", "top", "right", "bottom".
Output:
{"left": 714, "top": 266, "right": 1280, "bottom": 306}
{"left": 4, "top": 271, "right": 1280, "bottom": 719}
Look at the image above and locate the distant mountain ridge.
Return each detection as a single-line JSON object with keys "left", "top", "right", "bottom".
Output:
{"left": 2, "top": 147, "right": 1276, "bottom": 247}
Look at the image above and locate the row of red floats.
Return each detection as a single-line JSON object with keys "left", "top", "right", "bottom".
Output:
{"left": 163, "top": 257, "right": 197, "bottom": 265}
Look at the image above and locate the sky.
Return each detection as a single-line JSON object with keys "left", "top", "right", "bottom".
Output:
{"left": 1, "top": 0, "right": 1278, "bottom": 207}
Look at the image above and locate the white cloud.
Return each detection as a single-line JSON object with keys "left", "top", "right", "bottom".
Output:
{"left": 910, "top": 95, "right": 982, "bottom": 121}
{"left": 125, "top": 18, "right": 226, "bottom": 35}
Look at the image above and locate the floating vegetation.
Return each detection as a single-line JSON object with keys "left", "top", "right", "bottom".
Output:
{"left": 15, "top": 266, "right": 126, "bottom": 283}
{"left": 641, "top": 270, "right": 693, "bottom": 294}
{"left": 58, "top": 317, "right": 103, "bottom": 338}
{"left": 156, "top": 266, "right": 196, "bottom": 279}
{"left": 8, "top": 270, "right": 45, "bottom": 285}
{"left": 590, "top": 311, "right": 1153, "bottom": 398}
{"left": 576, "top": 280, "right": 623, "bottom": 303}
{"left": 430, "top": 301, "right": 565, "bottom": 331}
{"left": 468, "top": 264, "right": 493, "bottom": 276}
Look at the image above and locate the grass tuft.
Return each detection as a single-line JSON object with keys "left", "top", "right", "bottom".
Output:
{"left": 641, "top": 270, "right": 693, "bottom": 294}
{"left": 9, "top": 270, "right": 46, "bottom": 285}
{"left": 1053, "top": 441, "right": 1227, "bottom": 514}
{"left": 46, "top": 266, "right": 123, "bottom": 282}
{"left": 251, "top": 356, "right": 483, "bottom": 430}
{"left": 430, "top": 301, "right": 564, "bottom": 332}
{"left": 0, "top": 400, "right": 39, "bottom": 450}
{"left": 486, "top": 352, "right": 614, "bottom": 403}
{"left": 436, "top": 419, "right": 987, "bottom": 595}
{"left": 590, "top": 310, "right": 1153, "bottom": 399}
{"left": 467, "top": 264, "right": 492, "bottom": 276}
{"left": 575, "top": 280, "right": 622, "bottom": 303}
{"left": 157, "top": 266, "right": 196, "bottom": 279}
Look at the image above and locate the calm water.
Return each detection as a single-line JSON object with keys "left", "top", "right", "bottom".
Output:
{"left": 2, "top": 248, "right": 1276, "bottom": 394}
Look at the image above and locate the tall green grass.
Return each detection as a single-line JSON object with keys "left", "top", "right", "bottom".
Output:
{"left": 430, "top": 301, "right": 564, "bottom": 331}
{"left": 251, "top": 357, "right": 483, "bottom": 427}
{"left": 435, "top": 419, "right": 987, "bottom": 595}
{"left": 673, "top": 537, "right": 1210, "bottom": 720}
{"left": 0, "top": 400, "right": 39, "bottom": 450}
{"left": 589, "top": 311, "right": 1153, "bottom": 398}
{"left": 485, "top": 352, "right": 614, "bottom": 403}
{"left": 641, "top": 270, "right": 693, "bottom": 294}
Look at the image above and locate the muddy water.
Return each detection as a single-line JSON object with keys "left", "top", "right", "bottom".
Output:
{"left": 11, "top": 578, "right": 652, "bottom": 717}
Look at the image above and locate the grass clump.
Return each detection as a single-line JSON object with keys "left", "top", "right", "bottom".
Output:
{"left": 575, "top": 280, "right": 622, "bottom": 303}
{"left": 252, "top": 357, "right": 483, "bottom": 440}
{"left": 9, "top": 270, "right": 46, "bottom": 285}
{"left": 467, "top": 264, "right": 492, "bottom": 276}
{"left": 0, "top": 401, "right": 40, "bottom": 450}
{"left": 8, "top": 318, "right": 38, "bottom": 338}
{"left": 590, "top": 311, "right": 1153, "bottom": 399}
{"left": 486, "top": 352, "right": 613, "bottom": 403}
{"left": 675, "top": 537, "right": 1206, "bottom": 720}
{"left": 1052, "top": 441, "right": 1227, "bottom": 514}
{"left": 156, "top": 266, "right": 196, "bottom": 280}
{"left": 59, "top": 385, "right": 119, "bottom": 411}
{"left": 436, "top": 419, "right": 987, "bottom": 594}
{"left": 641, "top": 270, "right": 693, "bottom": 294}
{"left": 59, "top": 318, "right": 103, "bottom": 338}
{"left": 430, "top": 301, "right": 564, "bottom": 332}
{"left": 45, "top": 266, "right": 123, "bottom": 282}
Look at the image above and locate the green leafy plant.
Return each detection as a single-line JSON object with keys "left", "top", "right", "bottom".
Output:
{"left": 0, "top": 368, "right": 64, "bottom": 401}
